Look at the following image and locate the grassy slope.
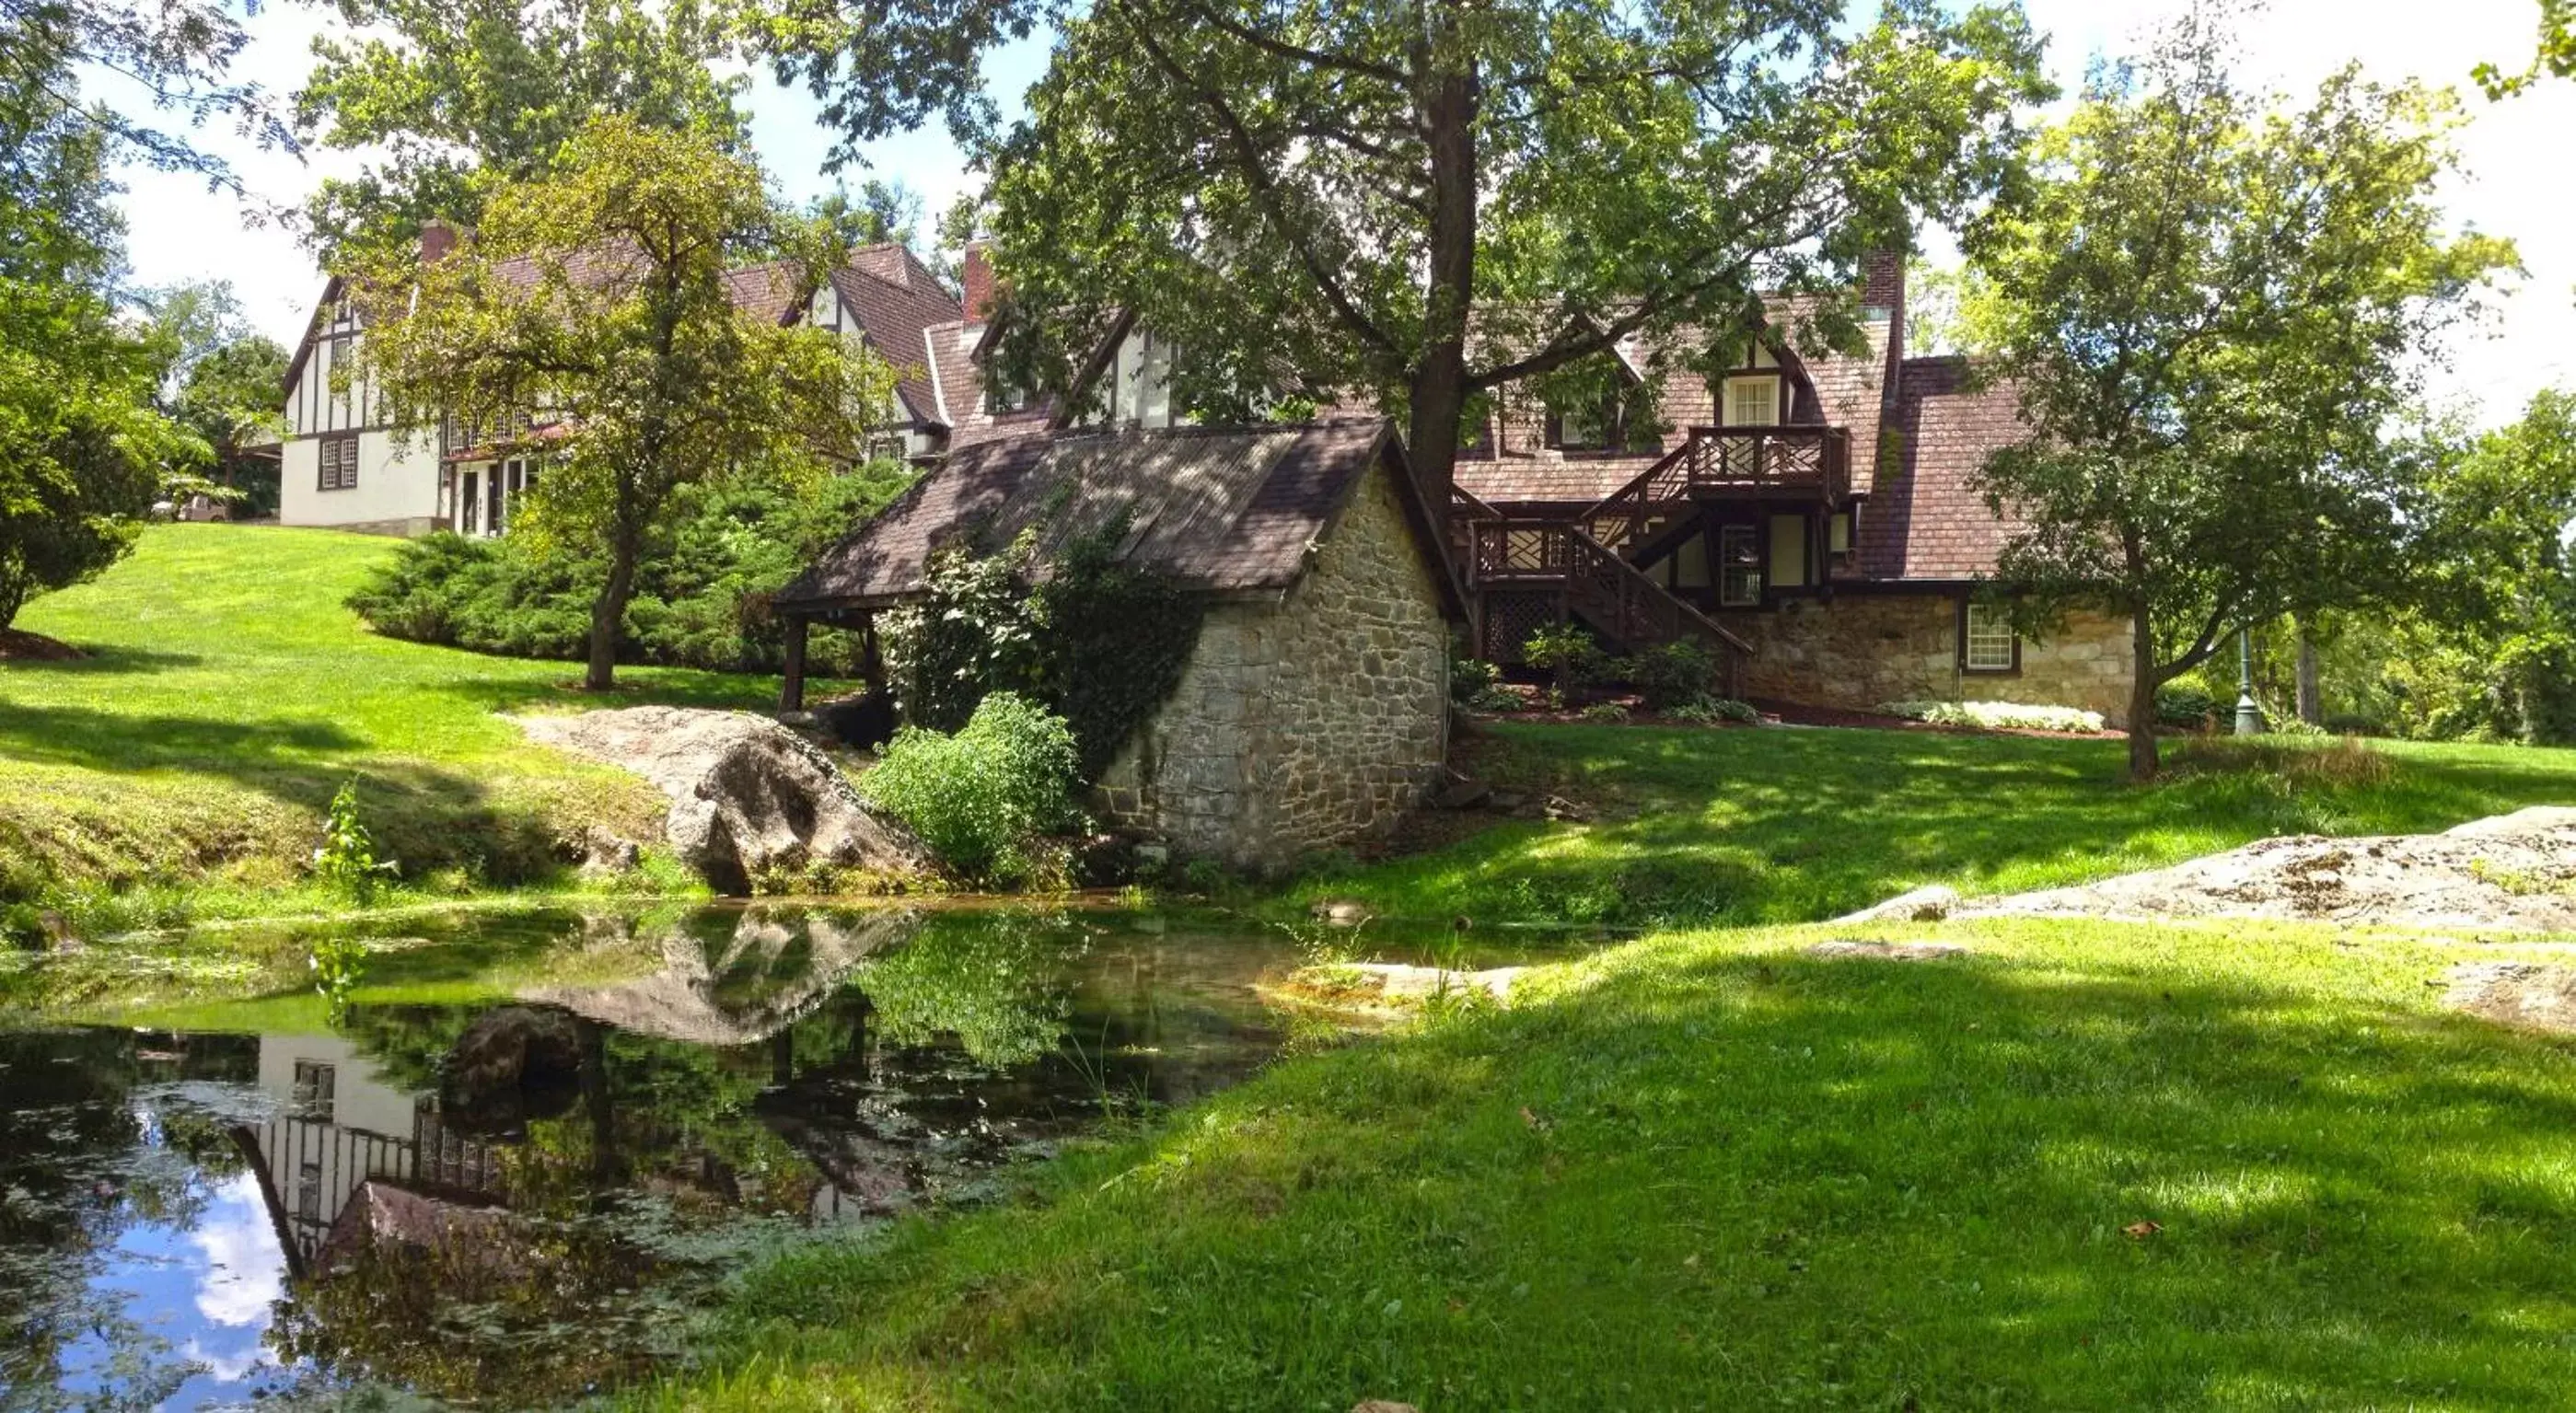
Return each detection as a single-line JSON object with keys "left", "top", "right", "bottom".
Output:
{"left": 656, "top": 916, "right": 2576, "bottom": 1411}
{"left": 1283, "top": 723, "right": 2576, "bottom": 924}
{"left": 0, "top": 524, "right": 784, "bottom": 921}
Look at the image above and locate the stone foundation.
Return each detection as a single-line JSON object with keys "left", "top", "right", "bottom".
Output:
{"left": 1723, "top": 593, "right": 2132, "bottom": 725}
{"left": 1097, "top": 461, "right": 1450, "bottom": 868}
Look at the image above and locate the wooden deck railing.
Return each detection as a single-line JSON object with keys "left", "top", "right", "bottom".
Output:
{"left": 1582, "top": 425, "right": 1850, "bottom": 555}
{"left": 1459, "top": 515, "right": 1753, "bottom": 662}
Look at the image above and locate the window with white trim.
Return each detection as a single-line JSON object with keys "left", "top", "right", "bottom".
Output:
{"left": 318, "top": 434, "right": 360, "bottom": 491}
{"left": 1723, "top": 375, "right": 1781, "bottom": 427}
{"left": 1963, "top": 600, "right": 2018, "bottom": 673}
{"left": 1718, "top": 525, "right": 1761, "bottom": 607}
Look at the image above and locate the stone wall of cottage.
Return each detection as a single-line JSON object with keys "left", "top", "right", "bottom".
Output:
{"left": 1723, "top": 594, "right": 2133, "bottom": 724}
{"left": 1096, "top": 461, "right": 1450, "bottom": 867}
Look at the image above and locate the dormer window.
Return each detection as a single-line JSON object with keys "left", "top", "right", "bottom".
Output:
{"left": 1550, "top": 400, "right": 1619, "bottom": 451}
{"left": 985, "top": 366, "right": 1037, "bottom": 415}
{"left": 1723, "top": 375, "right": 1781, "bottom": 427}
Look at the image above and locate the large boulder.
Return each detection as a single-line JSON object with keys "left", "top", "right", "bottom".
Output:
{"left": 517, "top": 706, "right": 931, "bottom": 893}
{"left": 441, "top": 1004, "right": 586, "bottom": 1136}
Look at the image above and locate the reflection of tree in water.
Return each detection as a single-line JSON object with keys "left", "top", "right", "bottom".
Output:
{"left": 0, "top": 1030, "right": 261, "bottom": 1410}
{"left": 854, "top": 908, "right": 1091, "bottom": 1066}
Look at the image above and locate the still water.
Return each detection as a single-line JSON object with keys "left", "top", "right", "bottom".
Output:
{"left": 0, "top": 903, "right": 1507, "bottom": 1410}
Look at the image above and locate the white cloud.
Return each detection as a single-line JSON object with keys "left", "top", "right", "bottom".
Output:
{"left": 188, "top": 1173, "right": 287, "bottom": 1328}
{"left": 104, "top": 0, "right": 2576, "bottom": 422}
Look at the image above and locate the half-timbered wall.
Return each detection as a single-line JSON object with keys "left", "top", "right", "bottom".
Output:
{"left": 278, "top": 292, "right": 444, "bottom": 533}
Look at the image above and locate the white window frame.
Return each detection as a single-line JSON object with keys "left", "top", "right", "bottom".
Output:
{"left": 1723, "top": 375, "right": 1781, "bottom": 428}
{"left": 1963, "top": 600, "right": 2019, "bottom": 674}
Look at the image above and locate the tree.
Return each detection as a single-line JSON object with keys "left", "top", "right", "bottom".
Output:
{"left": 141, "top": 281, "right": 291, "bottom": 515}
{"left": 343, "top": 119, "right": 897, "bottom": 690}
{"left": 2477, "top": 1, "right": 2574, "bottom": 97}
{"left": 0, "top": 16, "right": 190, "bottom": 632}
{"left": 0, "top": 0, "right": 293, "bottom": 192}
{"left": 295, "top": 0, "right": 748, "bottom": 255}
{"left": 1961, "top": 11, "right": 2514, "bottom": 779}
{"left": 757, "top": 0, "right": 2047, "bottom": 500}
{"left": 2408, "top": 393, "right": 2576, "bottom": 743}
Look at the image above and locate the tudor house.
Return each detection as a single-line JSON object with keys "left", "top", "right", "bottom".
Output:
{"left": 275, "top": 229, "right": 968, "bottom": 537}
{"left": 902, "top": 246, "right": 2133, "bottom": 725}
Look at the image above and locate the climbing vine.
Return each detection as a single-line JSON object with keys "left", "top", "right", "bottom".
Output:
{"left": 881, "top": 519, "right": 1206, "bottom": 779}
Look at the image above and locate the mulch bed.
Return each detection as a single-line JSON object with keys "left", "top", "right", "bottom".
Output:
{"left": 0, "top": 628, "right": 84, "bottom": 661}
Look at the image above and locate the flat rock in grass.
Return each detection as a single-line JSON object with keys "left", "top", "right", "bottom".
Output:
{"left": 1805, "top": 938, "right": 1970, "bottom": 961}
{"left": 1961, "top": 807, "right": 2576, "bottom": 933}
{"left": 2443, "top": 962, "right": 2576, "bottom": 1034}
{"left": 516, "top": 706, "right": 930, "bottom": 894}
{"left": 1833, "top": 885, "right": 1961, "bottom": 924}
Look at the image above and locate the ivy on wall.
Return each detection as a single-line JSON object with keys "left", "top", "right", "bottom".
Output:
{"left": 882, "top": 520, "right": 1206, "bottom": 779}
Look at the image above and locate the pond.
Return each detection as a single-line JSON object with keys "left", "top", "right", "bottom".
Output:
{"left": 0, "top": 903, "right": 1569, "bottom": 1410}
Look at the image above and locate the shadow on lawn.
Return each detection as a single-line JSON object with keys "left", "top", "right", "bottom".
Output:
{"left": 1337, "top": 724, "right": 2576, "bottom": 927}
{"left": 0, "top": 646, "right": 207, "bottom": 675}
{"left": 0, "top": 702, "right": 574, "bottom": 884}
{"left": 701, "top": 932, "right": 2576, "bottom": 1410}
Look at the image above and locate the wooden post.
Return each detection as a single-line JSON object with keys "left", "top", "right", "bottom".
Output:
{"left": 860, "top": 613, "right": 885, "bottom": 699}
{"left": 780, "top": 615, "right": 808, "bottom": 712}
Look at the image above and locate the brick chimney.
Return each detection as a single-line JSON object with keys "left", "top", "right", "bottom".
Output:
{"left": 420, "top": 217, "right": 462, "bottom": 265}
{"left": 1862, "top": 248, "right": 1905, "bottom": 319}
{"left": 961, "top": 240, "right": 998, "bottom": 323}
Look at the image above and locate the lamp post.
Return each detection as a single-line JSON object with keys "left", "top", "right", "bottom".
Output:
{"left": 2233, "top": 627, "right": 2265, "bottom": 735}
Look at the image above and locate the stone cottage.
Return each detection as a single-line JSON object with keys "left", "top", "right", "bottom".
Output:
{"left": 773, "top": 419, "right": 1461, "bottom": 866}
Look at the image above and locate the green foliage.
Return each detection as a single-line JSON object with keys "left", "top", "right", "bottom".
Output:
{"left": 1522, "top": 623, "right": 1607, "bottom": 687}
{"left": 342, "top": 117, "right": 899, "bottom": 690}
{"left": 1449, "top": 655, "right": 1517, "bottom": 712}
{"left": 1961, "top": 9, "right": 2515, "bottom": 778}
{"left": 1665, "top": 698, "right": 1759, "bottom": 726}
{"left": 307, "top": 932, "right": 369, "bottom": 1025}
{"left": 1620, "top": 640, "right": 1720, "bottom": 711}
{"left": 1576, "top": 702, "right": 1630, "bottom": 724}
{"left": 857, "top": 910, "right": 1086, "bottom": 1067}
{"left": 952, "top": 0, "right": 2048, "bottom": 497}
{"left": 348, "top": 470, "right": 909, "bottom": 672}
{"left": 2156, "top": 678, "right": 2222, "bottom": 731}
{"left": 294, "top": 0, "right": 749, "bottom": 256}
{"left": 881, "top": 526, "right": 1205, "bottom": 778}
{"left": 141, "top": 282, "right": 290, "bottom": 517}
{"left": 313, "top": 781, "right": 396, "bottom": 900}
{"left": 2477, "top": 0, "right": 2575, "bottom": 96}
{"left": 861, "top": 694, "right": 1084, "bottom": 886}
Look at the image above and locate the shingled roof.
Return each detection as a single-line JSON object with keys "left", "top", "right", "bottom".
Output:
{"left": 777, "top": 419, "right": 1462, "bottom": 615}
{"left": 1855, "top": 355, "right": 2034, "bottom": 582}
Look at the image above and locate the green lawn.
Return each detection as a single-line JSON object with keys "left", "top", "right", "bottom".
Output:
{"left": 651, "top": 915, "right": 2576, "bottom": 1411}
{"left": 0, "top": 524, "right": 784, "bottom": 928}
{"left": 1282, "top": 723, "right": 2576, "bottom": 925}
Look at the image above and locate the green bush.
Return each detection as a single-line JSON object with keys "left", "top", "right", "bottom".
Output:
{"left": 1620, "top": 640, "right": 1719, "bottom": 710}
{"left": 346, "top": 469, "right": 911, "bottom": 672}
{"left": 1450, "top": 655, "right": 1518, "bottom": 712}
{"left": 1667, "top": 698, "right": 1760, "bottom": 725}
{"left": 1578, "top": 701, "right": 1631, "bottom": 724}
{"left": 1524, "top": 623, "right": 1610, "bottom": 685}
{"left": 2156, "top": 679, "right": 2221, "bottom": 729}
{"left": 860, "top": 693, "right": 1084, "bottom": 886}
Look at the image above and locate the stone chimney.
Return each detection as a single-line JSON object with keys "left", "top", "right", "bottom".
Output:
{"left": 420, "top": 218, "right": 462, "bottom": 265}
{"left": 961, "top": 240, "right": 998, "bottom": 323}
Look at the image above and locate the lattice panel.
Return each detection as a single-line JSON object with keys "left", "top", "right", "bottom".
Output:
{"left": 1481, "top": 593, "right": 1559, "bottom": 663}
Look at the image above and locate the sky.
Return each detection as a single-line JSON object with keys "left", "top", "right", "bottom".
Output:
{"left": 104, "top": 0, "right": 2576, "bottom": 427}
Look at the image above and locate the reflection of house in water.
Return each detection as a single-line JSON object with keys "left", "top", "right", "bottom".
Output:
{"left": 233, "top": 1035, "right": 505, "bottom": 1277}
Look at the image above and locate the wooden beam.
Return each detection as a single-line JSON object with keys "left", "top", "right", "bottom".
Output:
{"left": 780, "top": 615, "right": 809, "bottom": 712}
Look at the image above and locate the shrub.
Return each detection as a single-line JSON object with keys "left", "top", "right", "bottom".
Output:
{"left": 1667, "top": 698, "right": 1760, "bottom": 725}
{"left": 1523, "top": 623, "right": 1609, "bottom": 685}
{"left": 1450, "top": 655, "right": 1519, "bottom": 712}
{"left": 1620, "top": 639, "right": 1718, "bottom": 710}
{"left": 347, "top": 469, "right": 911, "bottom": 673}
{"left": 860, "top": 693, "right": 1084, "bottom": 886}
{"left": 1578, "top": 701, "right": 1631, "bottom": 724}
{"left": 1879, "top": 700, "right": 2108, "bottom": 734}
{"left": 2169, "top": 735, "right": 2395, "bottom": 789}
{"left": 2155, "top": 679, "right": 2221, "bottom": 730}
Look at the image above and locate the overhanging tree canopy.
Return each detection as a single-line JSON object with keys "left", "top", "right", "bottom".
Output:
{"left": 754, "top": 0, "right": 2049, "bottom": 498}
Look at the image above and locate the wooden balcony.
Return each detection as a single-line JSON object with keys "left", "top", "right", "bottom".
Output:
{"left": 1583, "top": 425, "right": 1849, "bottom": 557}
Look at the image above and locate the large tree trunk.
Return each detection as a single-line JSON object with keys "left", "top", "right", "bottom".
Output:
{"left": 2293, "top": 614, "right": 2322, "bottom": 725}
{"left": 586, "top": 519, "right": 639, "bottom": 691}
{"left": 2126, "top": 603, "right": 2161, "bottom": 782}
{"left": 1405, "top": 50, "right": 1479, "bottom": 512}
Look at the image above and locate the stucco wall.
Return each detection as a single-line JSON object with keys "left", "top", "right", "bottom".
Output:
{"left": 279, "top": 428, "right": 441, "bottom": 533}
{"left": 1097, "top": 460, "right": 1450, "bottom": 867}
{"left": 1724, "top": 593, "right": 2133, "bottom": 724}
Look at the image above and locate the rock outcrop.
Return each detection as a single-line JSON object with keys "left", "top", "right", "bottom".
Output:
{"left": 516, "top": 706, "right": 930, "bottom": 893}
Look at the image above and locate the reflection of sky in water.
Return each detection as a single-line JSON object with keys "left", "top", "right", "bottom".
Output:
{"left": 59, "top": 1124, "right": 290, "bottom": 1409}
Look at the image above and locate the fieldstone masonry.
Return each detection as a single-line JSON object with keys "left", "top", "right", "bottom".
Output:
{"left": 1726, "top": 595, "right": 2133, "bottom": 725}
{"left": 1097, "top": 462, "right": 1451, "bottom": 867}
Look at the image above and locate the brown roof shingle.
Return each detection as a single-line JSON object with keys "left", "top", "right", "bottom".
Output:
{"left": 1856, "top": 355, "right": 2033, "bottom": 582}
{"left": 779, "top": 419, "right": 1458, "bottom": 613}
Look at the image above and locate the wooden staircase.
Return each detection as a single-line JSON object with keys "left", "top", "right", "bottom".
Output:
{"left": 1449, "top": 425, "right": 1852, "bottom": 689}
